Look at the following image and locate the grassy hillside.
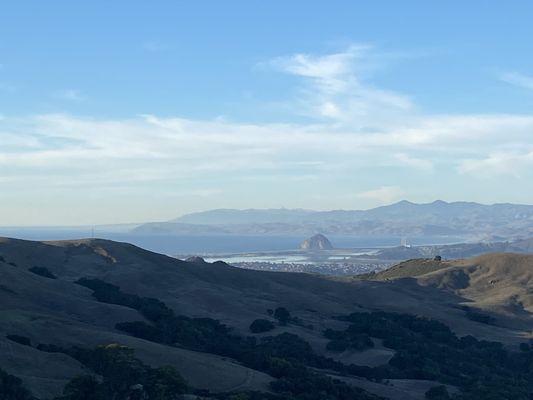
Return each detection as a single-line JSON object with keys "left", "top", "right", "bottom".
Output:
{"left": 0, "top": 237, "right": 531, "bottom": 399}
{"left": 364, "top": 253, "right": 533, "bottom": 332}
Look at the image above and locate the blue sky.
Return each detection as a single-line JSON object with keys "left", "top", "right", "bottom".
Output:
{"left": 1, "top": 1, "right": 533, "bottom": 225}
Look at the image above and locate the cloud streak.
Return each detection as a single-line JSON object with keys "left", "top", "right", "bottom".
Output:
{"left": 53, "top": 89, "right": 85, "bottom": 101}
{"left": 357, "top": 186, "right": 405, "bottom": 205}
{"left": 268, "top": 45, "right": 413, "bottom": 122}
{"left": 1, "top": 111, "right": 532, "bottom": 186}
{"left": 500, "top": 71, "right": 533, "bottom": 90}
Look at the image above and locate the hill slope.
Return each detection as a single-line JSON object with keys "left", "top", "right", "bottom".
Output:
{"left": 0, "top": 237, "right": 531, "bottom": 399}
{"left": 366, "top": 253, "right": 533, "bottom": 329}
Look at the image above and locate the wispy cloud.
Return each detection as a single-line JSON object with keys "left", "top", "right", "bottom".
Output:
{"left": 500, "top": 71, "right": 533, "bottom": 90}
{"left": 2, "top": 109, "right": 532, "bottom": 189}
{"left": 0, "top": 82, "right": 16, "bottom": 93}
{"left": 394, "top": 153, "right": 434, "bottom": 171}
{"left": 268, "top": 45, "right": 413, "bottom": 122}
{"left": 142, "top": 40, "right": 168, "bottom": 52}
{"left": 458, "top": 151, "right": 533, "bottom": 178}
{"left": 53, "top": 89, "right": 85, "bottom": 101}
{"left": 356, "top": 186, "right": 405, "bottom": 205}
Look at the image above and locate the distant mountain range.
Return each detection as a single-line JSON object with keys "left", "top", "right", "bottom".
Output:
{"left": 134, "top": 200, "right": 533, "bottom": 240}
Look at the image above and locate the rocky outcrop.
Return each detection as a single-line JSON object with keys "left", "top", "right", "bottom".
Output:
{"left": 299, "top": 234, "right": 333, "bottom": 250}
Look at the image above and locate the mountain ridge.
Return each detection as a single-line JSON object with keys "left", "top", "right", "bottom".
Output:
{"left": 134, "top": 200, "right": 533, "bottom": 239}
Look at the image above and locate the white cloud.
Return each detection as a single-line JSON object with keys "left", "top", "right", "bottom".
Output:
{"left": 2, "top": 109, "right": 533, "bottom": 190}
{"left": 500, "top": 71, "right": 533, "bottom": 90}
{"left": 268, "top": 45, "right": 413, "bottom": 123}
{"left": 458, "top": 151, "right": 533, "bottom": 177}
{"left": 53, "top": 89, "right": 85, "bottom": 101}
{"left": 394, "top": 153, "right": 434, "bottom": 171}
{"left": 142, "top": 41, "right": 168, "bottom": 52}
{"left": 0, "top": 82, "right": 16, "bottom": 93}
{"left": 356, "top": 186, "right": 405, "bottom": 205}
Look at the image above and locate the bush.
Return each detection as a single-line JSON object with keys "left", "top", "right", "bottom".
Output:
{"left": 56, "top": 344, "right": 187, "bottom": 400}
{"left": 144, "top": 365, "right": 187, "bottom": 399}
{"left": 62, "top": 375, "right": 103, "bottom": 400}
{"left": 465, "top": 311, "right": 495, "bottom": 325}
{"left": 115, "top": 321, "right": 163, "bottom": 343}
{"left": 519, "top": 342, "right": 530, "bottom": 352}
{"left": 0, "top": 368, "right": 34, "bottom": 400}
{"left": 324, "top": 329, "right": 374, "bottom": 352}
{"left": 273, "top": 307, "right": 291, "bottom": 325}
{"left": 6, "top": 335, "right": 32, "bottom": 347}
{"left": 250, "top": 319, "right": 275, "bottom": 334}
{"left": 326, "top": 339, "right": 350, "bottom": 352}
{"left": 28, "top": 266, "right": 57, "bottom": 279}
{"left": 425, "top": 385, "right": 450, "bottom": 399}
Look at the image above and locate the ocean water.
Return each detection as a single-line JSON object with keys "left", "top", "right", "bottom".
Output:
{"left": 0, "top": 228, "right": 464, "bottom": 255}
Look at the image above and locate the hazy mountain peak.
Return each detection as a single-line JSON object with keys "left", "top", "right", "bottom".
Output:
{"left": 132, "top": 200, "right": 533, "bottom": 240}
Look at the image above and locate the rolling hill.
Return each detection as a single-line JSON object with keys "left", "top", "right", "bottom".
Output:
{"left": 0, "top": 237, "right": 531, "bottom": 399}
{"left": 364, "top": 253, "right": 533, "bottom": 330}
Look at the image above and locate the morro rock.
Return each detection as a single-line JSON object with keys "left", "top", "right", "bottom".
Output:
{"left": 185, "top": 256, "right": 207, "bottom": 264}
{"left": 299, "top": 234, "right": 333, "bottom": 250}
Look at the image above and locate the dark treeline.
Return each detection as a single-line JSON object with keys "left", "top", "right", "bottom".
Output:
{"left": 325, "top": 312, "right": 533, "bottom": 400}
{"left": 0, "top": 368, "right": 35, "bottom": 400}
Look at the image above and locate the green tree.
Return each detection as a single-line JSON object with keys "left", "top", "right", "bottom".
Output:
{"left": 0, "top": 368, "right": 34, "bottom": 400}
{"left": 425, "top": 385, "right": 450, "bottom": 399}
{"left": 249, "top": 319, "right": 275, "bottom": 334}
{"left": 62, "top": 375, "right": 103, "bottom": 400}
{"left": 273, "top": 308, "right": 291, "bottom": 326}
{"left": 145, "top": 366, "right": 187, "bottom": 399}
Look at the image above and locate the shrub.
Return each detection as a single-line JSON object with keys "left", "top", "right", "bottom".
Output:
{"left": 425, "top": 385, "right": 450, "bottom": 399}
{"left": 0, "top": 368, "right": 34, "bottom": 400}
{"left": 6, "top": 335, "right": 31, "bottom": 347}
{"left": 55, "top": 345, "right": 187, "bottom": 400}
{"left": 273, "top": 307, "right": 291, "bottom": 325}
{"left": 465, "top": 311, "right": 495, "bottom": 325}
{"left": 145, "top": 365, "right": 187, "bottom": 399}
{"left": 326, "top": 339, "right": 349, "bottom": 352}
{"left": 28, "top": 266, "right": 57, "bottom": 279}
{"left": 249, "top": 319, "right": 275, "bottom": 334}
{"left": 519, "top": 342, "right": 530, "bottom": 352}
{"left": 62, "top": 375, "right": 103, "bottom": 400}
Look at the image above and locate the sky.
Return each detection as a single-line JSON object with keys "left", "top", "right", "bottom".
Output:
{"left": 1, "top": 1, "right": 533, "bottom": 226}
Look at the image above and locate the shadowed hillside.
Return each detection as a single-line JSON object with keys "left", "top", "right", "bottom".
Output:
{"left": 0, "top": 237, "right": 532, "bottom": 399}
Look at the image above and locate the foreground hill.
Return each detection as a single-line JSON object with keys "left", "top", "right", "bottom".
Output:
{"left": 0, "top": 237, "right": 532, "bottom": 399}
{"left": 134, "top": 200, "right": 533, "bottom": 239}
